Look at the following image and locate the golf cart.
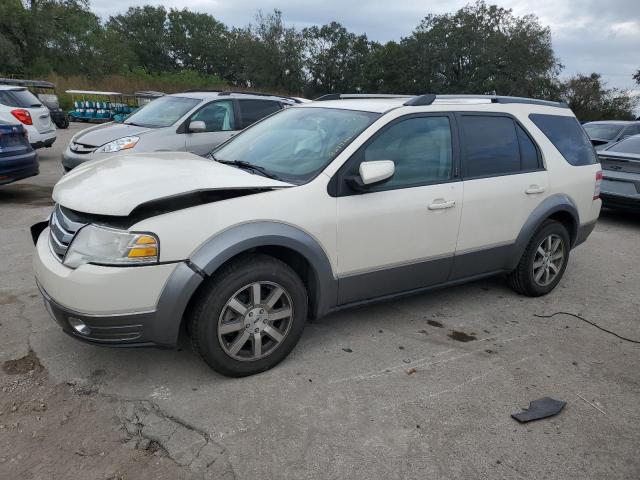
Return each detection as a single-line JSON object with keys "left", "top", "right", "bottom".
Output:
{"left": 67, "top": 90, "right": 164, "bottom": 123}
{"left": 0, "top": 77, "right": 69, "bottom": 128}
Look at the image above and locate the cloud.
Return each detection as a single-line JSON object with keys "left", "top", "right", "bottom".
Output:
{"left": 90, "top": 0, "right": 640, "bottom": 90}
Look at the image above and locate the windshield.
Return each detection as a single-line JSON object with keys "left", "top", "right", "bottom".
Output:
{"left": 212, "top": 107, "right": 380, "bottom": 183}
{"left": 124, "top": 96, "right": 201, "bottom": 128}
{"left": 607, "top": 136, "right": 640, "bottom": 155}
{"left": 0, "top": 88, "right": 42, "bottom": 108}
{"left": 583, "top": 123, "right": 623, "bottom": 140}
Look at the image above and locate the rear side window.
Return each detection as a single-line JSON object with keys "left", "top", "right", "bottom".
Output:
{"left": 461, "top": 115, "right": 520, "bottom": 177}
{"left": 238, "top": 100, "right": 282, "bottom": 128}
{"left": 0, "top": 89, "right": 42, "bottom": 108}
{"left": 529, "top": 114, "right": 597, "bottom": 166}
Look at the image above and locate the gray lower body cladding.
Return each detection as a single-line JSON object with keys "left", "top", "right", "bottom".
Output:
{"left": 40, "top": 212, "right": 597, "bottom": 347}
{"left": 38, "top": 262, "right": 203, "bottom": 348}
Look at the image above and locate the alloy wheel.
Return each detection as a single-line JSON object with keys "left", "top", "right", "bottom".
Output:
{"left": 532, "top": 234, "right": 565, "bottom": 287}
{"left": 217, "top": 281, "right": 294, "bottom": 361}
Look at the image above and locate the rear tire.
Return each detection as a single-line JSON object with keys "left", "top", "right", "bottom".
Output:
{"left": 189, "top": 254, "right": 308, "bottom": 377}
{"left": 507, "top": 220, "right": 570, "bottom": 297}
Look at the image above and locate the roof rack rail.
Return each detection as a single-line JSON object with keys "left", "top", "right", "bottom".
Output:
{"left": 312, "top": 92, "right": 568, "bottom": 109}
{"left": 182, "top": 89, "right": 223, "bottom": 93}
{"left": 429, "top": 94, "right": 568, "bottom": 108}
{"left": 217, "top": 90, "right": 303, "bottom": 103}
{"left": 314, "top": 93, "right": 412, "bottom": 101}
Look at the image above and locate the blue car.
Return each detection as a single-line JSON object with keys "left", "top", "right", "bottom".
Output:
{"left": 0, "top": 123, "right": 38, "bottom": 185}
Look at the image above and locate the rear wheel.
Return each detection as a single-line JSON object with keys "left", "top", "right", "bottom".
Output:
{"left": 189, "top": 254, "right": 308, "bottom": 377}
{"left": 507, "top": 220, "right": 570, "bottom": 297}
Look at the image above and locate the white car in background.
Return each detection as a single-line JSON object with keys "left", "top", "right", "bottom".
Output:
{"left": 0, "top": 85, "right": 56, "bottom": 149}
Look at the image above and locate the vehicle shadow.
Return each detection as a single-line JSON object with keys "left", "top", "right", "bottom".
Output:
{"left": 0, "top": 183, "right": 54, "bottom": 207}
{"left": 598, "top": 208, "right": 640, "bottom": 228}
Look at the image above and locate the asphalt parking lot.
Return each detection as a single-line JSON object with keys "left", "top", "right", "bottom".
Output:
{"left": 1, "top": 123, "right": 639, "bottom": 479}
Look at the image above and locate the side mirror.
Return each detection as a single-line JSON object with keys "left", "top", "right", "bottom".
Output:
{"left": 347, "top": 160, "right": 395, "bottom": 191}
{"left": 188, "top": 120, "right": 206, "bottom": 133}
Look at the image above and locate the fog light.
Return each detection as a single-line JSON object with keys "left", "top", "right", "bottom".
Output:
{"left": 68, "top": 317, "right": 91, "bottom": 336}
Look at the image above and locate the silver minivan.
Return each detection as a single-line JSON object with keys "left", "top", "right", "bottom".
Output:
{"left": 62, "top": 91, "right": 303, "bottom": 171}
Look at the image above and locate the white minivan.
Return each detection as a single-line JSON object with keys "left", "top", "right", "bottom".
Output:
{"left": 0, "top": 85, "right": 56, "bottom": 149}
{"left": 33, "top": 94, "right": 602, "bottom": 377}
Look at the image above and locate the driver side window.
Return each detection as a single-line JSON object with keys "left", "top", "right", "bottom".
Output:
{"left": 190, "top": 100, "right": 236, "bottom": 132}
{"left": 359, "top": 116, "right": 453, "bottom": 191}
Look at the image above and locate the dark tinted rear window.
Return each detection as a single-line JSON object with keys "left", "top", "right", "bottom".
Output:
{"left": 0, "top": 88, "right": 42, "bottom": 108}
{"left": 238, "top": 100, "right": 282, "bottom": 128}
{"left": 529, "top": 114, "right": 597, "bottom": 166}
{"left": 461, "top": 115, "right": 522, "bottom": 177}
{"left": 607, "top": 136, "right": 640, "bottom": 155}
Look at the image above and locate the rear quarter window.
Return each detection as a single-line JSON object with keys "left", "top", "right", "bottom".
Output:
{"left": 0, "top": 89, "right": 42, "bottom": 108}
{"left": 529, "top": 114, "right": 597, "bottom": 166}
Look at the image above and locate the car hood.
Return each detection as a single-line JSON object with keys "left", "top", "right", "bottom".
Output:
{"left": 73, "top": 122, "right": 154, "bottom": 147}
{"left": 53, "top": 152, "right": 294, "bottom": 216}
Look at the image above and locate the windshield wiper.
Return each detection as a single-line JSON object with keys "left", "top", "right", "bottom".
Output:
{"left": 216, "top": 159, "right": 281, "bottom": 180}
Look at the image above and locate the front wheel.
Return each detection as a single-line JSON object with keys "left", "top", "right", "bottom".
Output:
{"left": 189, "top": 254, "right": 308, "bottom": 377}
{"left": 507, "top": 220, "right": 571, "bottom": 297}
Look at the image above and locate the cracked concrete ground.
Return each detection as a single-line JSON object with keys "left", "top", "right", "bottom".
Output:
{"left": 1, "top": 124, "right": 639, "bottom": 479}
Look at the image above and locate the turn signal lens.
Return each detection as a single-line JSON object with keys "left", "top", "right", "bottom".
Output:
{"left": 127, "top": 235, "right": 158, "bottom": 259}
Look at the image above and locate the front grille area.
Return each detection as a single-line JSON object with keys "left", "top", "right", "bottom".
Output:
{"left": 49, "top": 205, "right": 85, "bottom": 260}
{"left": 69, "top": 142, "right": 97, "bottom": 154}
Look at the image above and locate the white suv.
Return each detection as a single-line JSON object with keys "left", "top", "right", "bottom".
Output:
{"left": 0, "top": 85, "right": 56, "bottom": 149}
{"left": 33, "top": 94, "right": 602, "bottom": 377}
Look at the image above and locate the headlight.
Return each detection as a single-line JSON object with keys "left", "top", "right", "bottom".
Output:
{"left": 97, "top": 136, "right": 139, "bottom": 153}
{"left": 64, "top": 224, "right": 159, "bottom": 268}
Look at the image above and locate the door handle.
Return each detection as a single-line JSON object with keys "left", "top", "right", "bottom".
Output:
{"left": 525, "top": 185, "right": 546, "bottom": 195}
{"left": 428, "top": 200, "right": 456, "bottom": 210}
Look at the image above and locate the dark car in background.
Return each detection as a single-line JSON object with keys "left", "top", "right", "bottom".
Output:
{"left": 583, "top": 121, "right": 640, "bottom": 151}
{"left": 598, "top": 134, "right": 640, "bottom": 212}
{"left": 0, "top": 123, "right": 38, "bottom": 186}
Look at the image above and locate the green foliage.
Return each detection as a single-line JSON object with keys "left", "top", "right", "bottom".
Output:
{"left": 560, "top": 73, "right": 638, "bottom": 121}
{"left": 397, "top": 1, "right": 561, "bottom": 97}
{"left": 303, "top": 21, "right": 372, "bottom": 94}
{"left": 0, "top": 0, "right": 634, "bottom": 120}
{"left": 106, "top": 5, "right": 173, "bottom": 73}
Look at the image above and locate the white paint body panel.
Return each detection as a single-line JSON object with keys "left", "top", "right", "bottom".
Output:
{"left": 53, "top": 152, "right": 292, "bottom": 216}
{"left": 456, "top": 171, "right": 549, "bottom": 252}
{"left": 336, "top": 182, "right": 462, "bottom": 276}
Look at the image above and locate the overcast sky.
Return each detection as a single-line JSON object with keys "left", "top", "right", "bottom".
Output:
{"left": 90, "top": 0, "right": 640, "bottom": 91}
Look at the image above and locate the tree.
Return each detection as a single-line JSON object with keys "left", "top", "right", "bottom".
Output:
{"left": 0, "top": 0, "right": 27, "bottom": 73}
{"left": 303, "top": 22, "right": 372, "bottom": 95}
{"left": 1, "top": 0, "right": 104, "bottom": 76}
{"left": 397, "top": 1, "right": 561, "bottom": 97}
{"left": 226, "top": 10, "right": 305, "bottom": 93}
{"left": 167, "top": 9, "right": 229, "bottom": 77}
{"left": 560, "top": 73, "right": 637, "bottom": 121}
{"left": 107, "top": 6, "right": 174, "bottom": 73}
{"left": 633, "top": 69, "right": 640, "bottom": 85}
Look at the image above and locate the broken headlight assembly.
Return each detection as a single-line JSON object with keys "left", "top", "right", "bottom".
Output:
{"left": 64, "top": 224, "right": 159, "bottom": 268}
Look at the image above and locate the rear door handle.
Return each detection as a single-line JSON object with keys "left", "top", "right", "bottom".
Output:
{"left": 525, "top": 185, "right": 546, "bottom": 195}
{"left": 428, "top": 200, "right": 456, "bottom": 210}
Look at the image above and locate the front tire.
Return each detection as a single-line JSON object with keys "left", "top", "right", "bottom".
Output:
{"left": 507, "top": 220, "right": 570, "bottom": 297}
{"left": 189, "top": 254, "right": 308, "bottom": 377}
